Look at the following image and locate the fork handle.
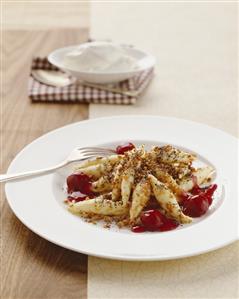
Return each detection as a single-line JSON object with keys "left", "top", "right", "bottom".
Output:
{"left": 0, "top": 161, "right": 67, "bottom": 183}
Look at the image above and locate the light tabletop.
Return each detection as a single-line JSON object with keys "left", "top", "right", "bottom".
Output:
{"left": 89, "top": 3, "right": 238, "bottom": 299}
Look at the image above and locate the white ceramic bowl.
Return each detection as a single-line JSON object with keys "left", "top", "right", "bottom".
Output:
{"left": 48, "top": 45, "right": 155, "bottom": 84}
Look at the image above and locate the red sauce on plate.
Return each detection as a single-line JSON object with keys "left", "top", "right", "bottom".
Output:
{"left": 67, "top": 191, "right": 88, "bottom": 202}
{"left": 131, "top": 225, "right": 146, "bottom": 233}
{"left": 116, "top": 142, "right": 135, "bottom": 154}
{"left": 180, "top": 181, "right": 217, "bottom": 217}
{"left": 139, "top": 209, "right": 179, "bottom": 232}
{"left": 66, "top": 173, "right": 95, "bottom": 202}
{"left": 67, "top": 173, "right": 92, "bottom": 195}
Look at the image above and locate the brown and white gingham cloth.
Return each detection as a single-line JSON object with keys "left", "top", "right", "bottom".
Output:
{"left": 29, "top": 57, "right": 154, "bottom": 105}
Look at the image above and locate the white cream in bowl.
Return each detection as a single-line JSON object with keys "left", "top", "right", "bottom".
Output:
{"left": 63, "top": 42, "right": 139, "bottom": 73}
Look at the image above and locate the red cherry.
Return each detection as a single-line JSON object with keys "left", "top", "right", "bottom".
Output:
{"left": 183, "top": 194, "right": 209, "bottom": 217}
{"left": 131, "top": 225, "right": 146, "bottom": 233}
{"left": 205, "top": 184, "right": 217, "bottom": 196}
{"left": 116, "top": 142, "right": 135, "bottom": 155}
{"left": 159, "top": 218, "right": 179, "bottom": 231}
{"left": 67, "top": 173, "right": 92, "bottom": 195}
{"left": 204, "top": 184, "right": 217, "bottom": 205}
{"left": 139, "top": 210, "right": 179, "bottom": 232}
{"left": 190, "top": 183, "right": 217, "bottom": 206}
{"left": 140, "top": 210, "right": 165, "bottom": 231}
{"left": 179, "top": 191, "right": 191, "bottom": 205}
{"left": 191, "top": 184, "right": 202, "bottom": 195}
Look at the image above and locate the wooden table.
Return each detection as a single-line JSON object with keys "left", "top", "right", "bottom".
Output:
{"left": 1, "top": 3, "right": 90, "bottom": 298}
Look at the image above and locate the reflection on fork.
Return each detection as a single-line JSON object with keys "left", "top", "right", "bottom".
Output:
{"left": 0, "top": 147, "right": 116, "bottom": 183}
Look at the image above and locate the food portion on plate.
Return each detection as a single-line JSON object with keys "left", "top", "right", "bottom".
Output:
{"left": 65, "top": 143, "right": 217, "bottom": 233}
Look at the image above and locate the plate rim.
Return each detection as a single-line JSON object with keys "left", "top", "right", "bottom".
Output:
{"left": 6, "top": 115, "right": 238, "bottom": 160}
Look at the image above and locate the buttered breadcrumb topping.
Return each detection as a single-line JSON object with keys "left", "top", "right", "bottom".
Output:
{"left": 66, "top": 145, "right": 215, "bottom": 230}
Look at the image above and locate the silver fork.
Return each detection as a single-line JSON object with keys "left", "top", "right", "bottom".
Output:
{"left": 0, "top": 147, "right": 116, "bottom": 183}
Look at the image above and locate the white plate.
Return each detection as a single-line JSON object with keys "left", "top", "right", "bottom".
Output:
{"left": 5, "top": 116, "right": 238, "bottom": 261}
{"left": 48, "top": 45, "right": 155, "bottom": 84}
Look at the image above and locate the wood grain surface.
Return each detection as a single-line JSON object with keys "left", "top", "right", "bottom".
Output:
{"left": 1, "top": 28, "right": 89, "bottom": 299}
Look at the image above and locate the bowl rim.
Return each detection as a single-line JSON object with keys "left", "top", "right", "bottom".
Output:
{"left": 47, "top": 44, "right": 156, "bottom": 76}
